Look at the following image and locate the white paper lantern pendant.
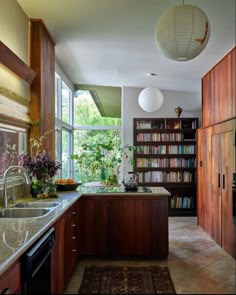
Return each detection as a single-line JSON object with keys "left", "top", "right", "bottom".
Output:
{"left": 138, "top": 87, "right": 163, "bottom": 112}
{"left": 155, "top": 3, "right": 210, "bottom": 61}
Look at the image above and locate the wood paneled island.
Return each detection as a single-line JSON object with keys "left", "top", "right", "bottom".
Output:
{"left": 77, "top": 186, "right": 170, "bottom": 258}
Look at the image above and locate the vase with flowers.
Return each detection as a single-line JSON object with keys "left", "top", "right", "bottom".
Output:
{"left": 18, "top": 130, "right": 61, "bottom": 198}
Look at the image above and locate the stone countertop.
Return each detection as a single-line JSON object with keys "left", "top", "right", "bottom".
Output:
{"left": 0, "top": 186, "right": 170, "bottom": 276}
{"left": 76, "top": 186, "right": 171, "bottom": 196}
{"left": 0, "top": 191, "right": 82, "bottom": 276}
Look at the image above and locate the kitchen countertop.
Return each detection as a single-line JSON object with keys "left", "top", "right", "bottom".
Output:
{"left": 0, "top": 186, "right": 170, "bottom": 276}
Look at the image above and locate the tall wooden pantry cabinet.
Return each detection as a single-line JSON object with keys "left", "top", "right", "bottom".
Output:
{"left": 197, "top": 46, "right": 236, "bottom": 258}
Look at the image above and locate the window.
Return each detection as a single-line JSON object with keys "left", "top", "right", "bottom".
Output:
{"left": 73, "top": 90, "right": 121, "bottom": 183}
{"left": 0, "top": 123, "right": 27, "bottom": 175}
{"left": 55, "top": 73, "right": 73, "bottom": 178}
{"left": 55, "top": 83, "right": 122, "bottom": 182}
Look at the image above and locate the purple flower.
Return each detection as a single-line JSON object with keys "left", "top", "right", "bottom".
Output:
{"left": 18, "top": 152, "right": 61, "bottom": 180}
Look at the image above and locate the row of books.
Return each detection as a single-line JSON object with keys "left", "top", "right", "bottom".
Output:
{"left": 137, "top": 132, "right": 184, "bottom": 142}
{"left": 170, "top": 195, "right": 193, "bottom": 209}
{"left": 136, "top": 120, "right": 197, "bottom": 130}
{"left": 136, "top": 158, "right": 196, "bottom": 168}
{"left": 138, "top": 171, "right": 194, "bottom": 183}
{"left": 136, "top": 145, "right": 196, "bottom": 154}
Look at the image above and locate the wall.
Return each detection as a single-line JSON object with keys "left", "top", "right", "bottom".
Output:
{"left": 0, "top": 0, "right": 29, "bottom": 99}
{"left": 56, "top": 62, "right": 74, "bottom": 91}
{"left": 121, "top": 86, "right": 201, "bottom": 176}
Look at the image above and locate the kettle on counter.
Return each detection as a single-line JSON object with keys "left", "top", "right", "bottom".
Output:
{"left": 122, "top": 172, "right": 138, "bottom": 191}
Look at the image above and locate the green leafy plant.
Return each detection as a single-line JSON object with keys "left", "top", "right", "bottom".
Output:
{"left": 71, "top": 141, "right": 136, "bottom": 184}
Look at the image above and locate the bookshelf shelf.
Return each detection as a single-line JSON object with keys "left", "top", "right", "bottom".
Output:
{"left": 133, "top": 117, "right": 198, "bottom": 216}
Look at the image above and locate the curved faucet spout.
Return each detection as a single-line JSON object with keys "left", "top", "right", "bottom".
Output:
{"left": 3, "top": 166, "right": 31, "bottom": 208}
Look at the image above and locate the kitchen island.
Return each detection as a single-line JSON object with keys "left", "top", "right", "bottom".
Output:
{"left": 77, "top": 186, "right": 170, "bottom": 258}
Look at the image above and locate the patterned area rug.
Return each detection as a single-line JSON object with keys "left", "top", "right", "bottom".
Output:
{"left": 78, "top": 266, "right": 176, "bottom": 294}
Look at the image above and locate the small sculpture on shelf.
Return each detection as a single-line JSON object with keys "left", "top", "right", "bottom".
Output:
{"left": 175, "top": 106, "right": 183, "bottom": 118}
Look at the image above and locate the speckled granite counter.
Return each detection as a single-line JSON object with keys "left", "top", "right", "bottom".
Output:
{"left": 0, "top": 186, "right": 170, "bottom": 276}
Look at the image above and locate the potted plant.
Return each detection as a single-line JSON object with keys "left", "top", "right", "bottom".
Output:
{"left": 18, "top": 130, "right": 61, "bottom": 198}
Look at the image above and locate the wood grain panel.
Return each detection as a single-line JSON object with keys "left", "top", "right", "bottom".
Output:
{"left": 202, "top": 47, "right": 236, "bottom": 127}
{"left": 51, "top": 216, "right": 65, "bottom": 294}
{"left": 211, "top": 133, "right": 222, "bottom": 245}
{"left": 149, "top": 199, "right": 169, "bottom": 257}
{"left": 109, "top": 199, "right": 136, "bottom": 256}
{"left": 0, "top": 261, "right": 21, "bottom": 294}
{"left": 78, "top": 195, "right": 168, "bottom": 258}
{"left": 29, "top": 19, "right": 55, "bottom": 158}
{"left": 221, "top": 129, "right": 234, "bottom": 254}
{"left": 78, "top": 198, "right": 108, "bottom": 255}
{"left": 202, "top": 72, "right": 213, "bottom": 127}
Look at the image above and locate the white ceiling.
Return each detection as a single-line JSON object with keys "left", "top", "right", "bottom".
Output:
{"left": 17, "top": 0, "right": 235, "bottom": 93}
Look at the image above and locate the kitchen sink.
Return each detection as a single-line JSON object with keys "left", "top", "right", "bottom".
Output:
{"left": 0, "top": 208, "right": 53, "bottom": 218}
{"left": 13, "top": 201, "right": 61, "bottom": 208}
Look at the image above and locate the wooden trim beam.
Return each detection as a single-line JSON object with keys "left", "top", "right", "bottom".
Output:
{"left": 0, "top": 41, "right": 36, "bottom": 84}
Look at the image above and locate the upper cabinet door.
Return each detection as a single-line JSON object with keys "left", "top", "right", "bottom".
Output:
{"left": 202, "top": 47, "right": 235, "bottom": 127}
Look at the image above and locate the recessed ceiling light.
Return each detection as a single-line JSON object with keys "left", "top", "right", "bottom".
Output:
{"left": 146, "top": 73, "right": 157, "bottom": 76}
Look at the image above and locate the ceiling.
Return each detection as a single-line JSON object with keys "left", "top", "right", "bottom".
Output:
{"left": 17, "top": 0, "right": 235, "bottom": 94}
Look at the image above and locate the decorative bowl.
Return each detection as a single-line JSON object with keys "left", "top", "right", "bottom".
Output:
{"left": 56, "top": 182, "right": 81, "bottom": 191}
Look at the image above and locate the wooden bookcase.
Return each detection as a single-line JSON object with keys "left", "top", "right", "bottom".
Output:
{"left": 133, "top": 117, "right": 198, "bottom": 216}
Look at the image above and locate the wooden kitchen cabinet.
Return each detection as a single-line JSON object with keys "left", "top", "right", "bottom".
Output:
{"left": 197, "top": 126, "right": 213, "bottom": 236}
{"left": 197, "top": 118, "right": 235, "bottom": 257}
{"left": 64, "top": 203, "right": 79, "bottom": 287}
{"left": 202, "top": 47, "right": 235, "bottom": 127}
{"left": 51, "top": 215, "right": 65, "bottom": 294}
{"left": 77, "top": 198, "right": 108, "bottom": 255}
{"left": 0, "top": 261, "right": 21, "bottom": 294}
{"left": 211, "top": 120, "right": 235, "bottom": 256}
{"left": 51, "top": 202, "right": 79, "bottom": 293}
{"left": 109, "top": 198, "right": 168, "bottom": 257}
{"left": 78, "top": 194, "right": 168, "bottom": 258}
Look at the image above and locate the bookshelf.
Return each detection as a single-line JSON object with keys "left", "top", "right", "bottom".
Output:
{"left": 133, "top": 117, "right": 198, "bottom": 216}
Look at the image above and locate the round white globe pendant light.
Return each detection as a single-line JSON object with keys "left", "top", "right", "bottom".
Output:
{"left": 155, "top": 3, "right": 210, "bottom": 61}
{"left": 138, "top": 87, "right": 163, "bottom": 112}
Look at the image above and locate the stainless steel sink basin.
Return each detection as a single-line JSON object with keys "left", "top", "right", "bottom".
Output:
{"left": 13, "top": 201, "right": 61, "bottom": 208}
{"left": 0, "top": 208, "right": 52, "bottom": 218}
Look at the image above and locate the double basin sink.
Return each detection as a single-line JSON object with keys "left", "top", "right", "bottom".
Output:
{"left": 0, "top": 201, "right": 61, "bottom": 219}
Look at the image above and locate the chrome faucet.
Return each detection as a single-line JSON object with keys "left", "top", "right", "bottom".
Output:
{"left": 3, "top": 166, "right": 31, "bottom": 208}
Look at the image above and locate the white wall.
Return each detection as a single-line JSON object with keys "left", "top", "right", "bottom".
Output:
{"left": 121, "top": 86, "right": 201, "bottom": 176}
{"left": 55, "top": 62, "right": 74, "bottom": 91}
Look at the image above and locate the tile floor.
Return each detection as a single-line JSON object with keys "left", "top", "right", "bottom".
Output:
{"left": 65, "top": 217, "right": 236, "bottom": 294}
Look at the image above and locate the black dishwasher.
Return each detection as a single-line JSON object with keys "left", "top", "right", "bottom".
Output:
{"left": 21, "top": 227, "right": 55, "bottom": 295}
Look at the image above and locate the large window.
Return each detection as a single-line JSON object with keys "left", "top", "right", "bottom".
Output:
{"left": 73, "top": 90, "right": 121, "bottom": 183}
{"left": 55, "top": 73, "right": 73, "bottom": 178}
{"left": 55, "top": 80, "right": 122, "bottom": 182}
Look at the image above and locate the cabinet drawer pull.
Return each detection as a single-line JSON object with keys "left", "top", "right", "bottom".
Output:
{"left": 72, "top": 249, "right": 77, "bottom": 252}
{"left": 72, "top": 224, "right": 76, "bottom": 227}
{"left": 223, "top": 174, "right": 225, "bottom": 189}
{"left": 72, "top": 237, "right": 76, "bottom": 239}
{"left": 218, "top": 173, "right": 220, "bottom": 188}
{"left": 72, "top": 212, "right": 77, "bottom": 215}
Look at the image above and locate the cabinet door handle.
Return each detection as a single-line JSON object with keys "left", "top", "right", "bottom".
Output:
{"left": 223, "top": 174, "right": 225, "bottom": 189}
{"left": 218, "top": 173, "right": 220, "bottom": 188}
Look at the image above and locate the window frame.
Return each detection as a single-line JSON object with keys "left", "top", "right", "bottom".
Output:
{"left": 55, "top": 73, "right": 74, "bottom": 179}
